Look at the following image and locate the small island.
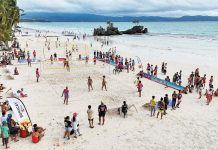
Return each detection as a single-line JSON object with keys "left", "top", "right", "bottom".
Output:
{"left": 93, "top": 20, "right": 148, "bottom": 36}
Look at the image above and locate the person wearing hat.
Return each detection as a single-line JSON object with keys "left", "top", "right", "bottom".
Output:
{"left": 1, "top": 120, "right": 10, "bottom": 149}
{"left": 71, "top": 112, "right": 81, "bottom": 138}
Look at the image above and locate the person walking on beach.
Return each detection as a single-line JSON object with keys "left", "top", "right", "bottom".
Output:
{"left": 71, "top": 112, "right": 82, "bottom": 138}
{"left": 87, "top": 105, "right": 94, "bottom": 128}
{"left": 64, "top": 116, "right": 72, "bottom": 140}
{"left": 102, "top": 76, "right": 107, "bottom": 91}
{"left": 61, "top": 86, "right": 69, "bottom": 105}
{"left": 98, "top": 102, "right": 107, "bottom": 125}
{"left": 36, "top": 68, "right": 40, "bottom": 82}
{"left": 176, "top": 91, "right": 183, "bottom": 108}
{"left": 157, "top": 98, "right": 164, "bottom": 119}
{"left": 88, "top": 76, "right": 93, "bottom": 91}
{"left": 121, "top": 101, "right": 128, "bottom": 118}
{"left": 172, "top": 91, "right": 177, "bottom": 110}
{"left": 137, "top": 81, "right": 143, "bottom": 97}
{"left": 150, "top": 96, "right": 156, "bottom": 117}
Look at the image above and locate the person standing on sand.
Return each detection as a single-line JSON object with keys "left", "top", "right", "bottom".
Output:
{"left": 88, "top": 76, "right": 93, "bottom": 91}
{"left": 176, "top": 90, "right": 183, "bottom": 108}
{"left": 150, "top": 96, "right": 156, "bottom": 117}
{"left": 121, "top": 101, "right": 128, "bottom": 118}
{"left": 1, "top": 121, "right": 10, "bottom": 149}
{"left": 87, "top": 105, "right": 94, "bottom": 128}
{"left": 164, "top": 94, "right": 169, "bottom": 115}
{"left": 27, "top": 56, "right": 31, "bottom": 67}
{"left": 33, "top": 50, "right": 36, "bottom": 59}
{"left": 98, "top": 102, "right": 107, "bottom": 125}
{"left": 93, "top": 56, "right": 97, "bottom": 65}
{"left": 172, "top": 91, "right": 177, "bottom": 110}
{"left": 209, "top": 76, "right": 213, "bottom": 88}
{"left": 102, "top": 76, "right": 107, "bottom": 91}
{"left": 36, "top": 68, "right": 40, "bottom": 82}
{"left": 206, "top": 89, "right": 213, "bottom": 105}
{"left": 61, "top": 87, "right": 69, "bottom": 105}
{"left": 137, "top": 81, "right": 143, "bottom": 97}
{"left": 157, "top": 98, "right": 164, "bottom": 119}
{"left": 50, "top": 55, "right": 53, "bottom": 64}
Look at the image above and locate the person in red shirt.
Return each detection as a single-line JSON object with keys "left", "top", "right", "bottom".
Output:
{"left": 62, "top": 86, "right": 69, "bottom": 105}
{"left": 27, "top": 56, "right": 31, "bottom": 67}
{"left": 137, "top": 81, "right": 143, "bottom": 97}
{"left": 36, "top": 68, "right": 40, "bottom": 82}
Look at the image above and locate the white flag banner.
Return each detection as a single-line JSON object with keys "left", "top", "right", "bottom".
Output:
{"left": 7, "top": 97, "right": 32, "bottom": 127}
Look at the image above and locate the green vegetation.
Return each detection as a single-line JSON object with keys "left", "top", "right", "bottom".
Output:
{"left": 0, "top": 0, "right": 21, "bottom": 49}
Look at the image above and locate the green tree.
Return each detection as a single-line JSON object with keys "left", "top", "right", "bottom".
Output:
{"left": 0, "top": 0, "right": 21, "bottom": 49}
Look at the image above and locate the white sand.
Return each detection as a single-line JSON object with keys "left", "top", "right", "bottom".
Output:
{"left": 1, "top": 30, "right": 218, "bottom": 150}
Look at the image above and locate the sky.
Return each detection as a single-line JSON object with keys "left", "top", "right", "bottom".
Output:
{"left": 17, "top": 0, "right": 218, "bottom": 17}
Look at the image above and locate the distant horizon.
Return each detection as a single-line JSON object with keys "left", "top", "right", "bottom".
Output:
{"left": 20, "top": 12, "right": 218, "bottom": 22}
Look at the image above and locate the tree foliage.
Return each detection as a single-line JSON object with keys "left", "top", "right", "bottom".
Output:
{"left": 0, "top": 0, "right": 20, "bottom": 47}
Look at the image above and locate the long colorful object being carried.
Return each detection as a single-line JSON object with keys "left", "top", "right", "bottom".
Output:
{"left": 7, "top": 97, "right": 32, "bottom": 129}
{"left": 139, "top": 71, "right": 185, "bottom": 91}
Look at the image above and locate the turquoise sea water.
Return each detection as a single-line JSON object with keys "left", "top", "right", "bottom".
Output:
{"left": 19, "top": 21, "right": 218, "bottom": 37}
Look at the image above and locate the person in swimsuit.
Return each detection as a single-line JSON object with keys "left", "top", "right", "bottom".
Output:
{"left": 176, "top": 90, "right": 182, "bottom": 108}
{"left": 64, "top": 116, "right": 72, "bottom": 140}
{"left": 36, "top": 68, "right": 40, "bottom": 82}
{"left": 88, "top": 76, "right": 93, "bottom": 91}
{"left": 121, "top": 101, "right": 128, "bottom": 118}
{"left": 137, "top": 81, "right": 143, "bottom": 97}
{"left": 102, "top": 76, "right": 107, "bottom": 91}
{"left": 98, "top": 102, "right": 107, "bottom": 125}
{"left": 62, "top": 86, "right": 69, "bottom": 105}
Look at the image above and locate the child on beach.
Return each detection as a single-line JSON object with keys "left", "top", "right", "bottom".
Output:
{"left": 98, "top": 102, "right": 107, "bottom": 125}
{"left": 88, "top": 76, "right": 93, "bottom": 91}
{"left": 20, "top": 88, "right": 27, "bottom": 97}
{"left": 150, "top": 96, "right": 156, "bottom": 117}
{"left": 102, "top": 76, "right": 107, "bottom": 91}
{"left": 87, "top": 105, "right": 94, "bottom": 128}
{"left": 137, "top": 81, "right": 143, "bottom": 97}
{"left": 14, "top": 67, "right": 19, "bottom": 75}
{"left": 36, "top": 68, "right": 40, "bottom": 82}
{"left": 50, "top": 55, "right": 53, "bottom": 64}
{"left": 1, "top": 121, "right": 9, "bottom": 149}
{"left": 61, "top": 87, "right": 69, "bottom": 105}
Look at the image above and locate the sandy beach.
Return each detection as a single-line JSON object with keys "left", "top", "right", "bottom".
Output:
{"left": 1, "top": 29, "right": 218, "bottom": 150}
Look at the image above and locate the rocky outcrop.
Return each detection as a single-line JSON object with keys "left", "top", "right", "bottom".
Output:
{"left": 93, "top": 25, "right": 148, "bottom": 36}
{"left": 122, "top": 26, "right": 148, "bottom": 34}
{"left": 93, "top": 26, "right": 122, "bottom": 36}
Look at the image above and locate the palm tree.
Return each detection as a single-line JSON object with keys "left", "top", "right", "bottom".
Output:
{"left": 132, "top": 19, "right": 140, "bottom": 26}
{"left": 0, "top": 0, "right": 20, "bottom": 50}
{"left": 106, "top": 20, "right": 113, "bottom": 28}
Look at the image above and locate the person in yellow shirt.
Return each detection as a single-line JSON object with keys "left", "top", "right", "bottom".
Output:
{"left": 150, "top": 96, "right": 156, "bottom": 117}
